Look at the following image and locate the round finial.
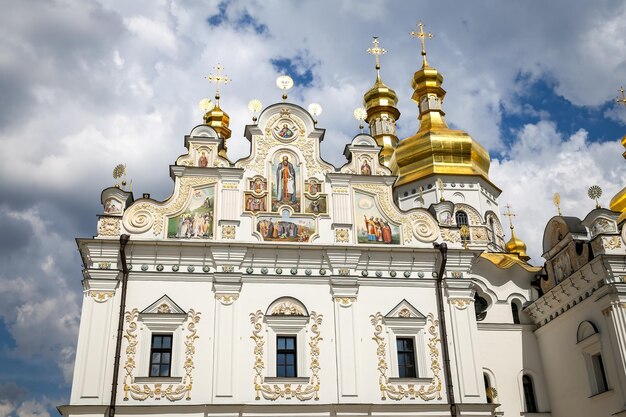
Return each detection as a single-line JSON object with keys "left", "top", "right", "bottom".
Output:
{"left": 308, "top": 103, "right": 322, "bottom": 125}
{"left": 354, "top": 107, "right": 367, "bottom": 132}
{"left": 588, "top": 185, "right": 603, "bottom": 209}
{"left": 276, "top": 75, "right": 294, "bottom": 100}
{"left": 248, "top": 99, "right": 262, "bottom": 123}
{"left": 199, "top": 98, "right": 215, "bottom": 113}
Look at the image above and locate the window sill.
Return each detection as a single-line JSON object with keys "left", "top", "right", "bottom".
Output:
{"left": 133, "top": 376, "right": 183, "bottom": 384}
{"left": 388, "top": 377, "right": 432, "bottom": 384}
{"left": 264, "top": 376, "right": 310, "bottom": 384}
{"left": 589, "top": 389, "right": 613, "bottom": 400}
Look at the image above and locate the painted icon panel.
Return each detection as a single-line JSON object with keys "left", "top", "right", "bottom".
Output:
{"left": 354, "top": 192, "right": 400, "bottom": 244}
{"left": 257, "top": 211, "right": 315, "bottom": 242}
{"left": 167, "top": 187, "right": 215, "bottom": 239}
{"left": 271, "top": 153, "right": 301, "bottom": 212}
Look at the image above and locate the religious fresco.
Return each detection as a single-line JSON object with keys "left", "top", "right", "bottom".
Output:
{"left": 354, "top": 192, "right": 400, "bottom": 244}
{"left": 305, "top": 179, "right": 322, "bottom": 195}
{"left": 271, "top": 153, "right": 300, "bottom": 212}
{"left": 359, "top": 158, "right": 372, "bottom": 175}
{"left": 271, "top": 120, "right": 300, "bottom": 142}
{"left": 304, "top": 195, "right": 327, "bottom": 215}
{"left": 167, "top": 187, "right": 214, "bottom": 239}
{"left": 244, "top": 193, "right": 267, "bottom": 213}
{"left": 249, "top": 177, "right": 267, "bottom": 194}
{"left": 104, "top": 198, "right": 122, "bottom": 214}
{"left": 257, "top": 211, "right": 315, "bottom": 242}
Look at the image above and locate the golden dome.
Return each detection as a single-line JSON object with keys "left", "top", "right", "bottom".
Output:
{"left": 505, "top": 228, "right": 530, "bottom": 261}
{"left": 389, "top": 56, "right": 493, "bottom": 188}
{"left": 203, "top": 102, "right": 231, "bottom": 159}
{"left": 363, "top": 37, "right": 401, "bottom": 167}
{"left": 609, "top": 135, "right": 626, "bottom": 222}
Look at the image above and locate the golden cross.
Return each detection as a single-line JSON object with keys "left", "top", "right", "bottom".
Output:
{"left": 367, "top": 36, "right": 386, "bottom": 71}
{"left": 206, "top": 63, "right": 230, "bottom": 101}
{"left": 410, "top": 21, "right": 433, "bottom": 67}
{"left": 503, "top": 203, "right": 516, "bottom": 230}
{"left": 617, "top": 87, "right": 626, "bottom": 108}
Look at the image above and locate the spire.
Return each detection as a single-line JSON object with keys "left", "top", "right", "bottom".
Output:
{"left": 204, "top": 63, "right": 232, "bottom": 159}
{"left": 410, "top": 21, "right": 433, "bottom": 68}
{"left": 503, "top": 204, "right": 530, "bottom": 261}
{"left": 363, "top": 36, "right": 400, "bottom": 167}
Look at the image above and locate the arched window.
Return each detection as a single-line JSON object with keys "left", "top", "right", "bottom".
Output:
{"left": 511, "top": 302, "right": 520, "bottom": 324}
{"left": 489, "top": 217, "right": 496, "bottom": 243}
{"left": 484, "top": 373, "right": 494, "bottom": 404}
{"left": 455, "top": 211, "right": 468, "bottom": 227}
{"left": 474, "top": 293, "right": 488, "bottom": 321}
{"left": 522, "top": 375, "right": 538, "bottom": 412}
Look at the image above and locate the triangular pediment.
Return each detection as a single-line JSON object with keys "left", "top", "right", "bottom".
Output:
{"left": 385, "top": 299, "right": 425, "bottom": 319}
{"left": 141, "top": 295, "right": 186, "bottom": 315}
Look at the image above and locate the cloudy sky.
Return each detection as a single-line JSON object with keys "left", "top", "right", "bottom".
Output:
{"left": 1, "top": 0, "right": 625, "bottom": 415}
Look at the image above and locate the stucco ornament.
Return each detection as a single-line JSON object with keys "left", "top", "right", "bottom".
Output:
{"left": 370, "top": 312, "right": 442, "bottom": 401}
{"left": 98, "top": 217, "right": 121, "bottom": 236}
{"left": 123, "top": 308, "right": 201, "bottom": 401}
{"left": 270, "top": 301, "right": 305, "bottom": 316}
{"left": 250, "top": 310, "right": 323, "bottom": 401}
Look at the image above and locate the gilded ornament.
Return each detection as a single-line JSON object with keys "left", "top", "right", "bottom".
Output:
{"left": 99, "top": 262, "right": 111, "bottom": 269}
{"left": 442, "top": 228, "right": 460, "bottom": 243}
{"left": 370, "top": 312, "right": 442, "bottom": 400}
{"left": 222, "top": 182, "right": 239, "bottom": 189}
{"left": 123, "top": 309, "right": 201, "bottom": 401}
{"left": 398, "top": 308, "right": 411, "bottom": 318}
{"left": 449, "top": 298, "right": 472, "bottom": 310}
{"left": 221, "top": 225, "right": 236, "bottom": 240}
{"left": 337, "top": 268, "right": 350, "bottom": 276}
{"left": 603, "top": 236, "right": 622, "bottom": 249}
{"left": 250, "top": 310, "right": 323, "bottom": 400}
{"left": 332, "top": 186, "right": 349, "bottom": 194}
{"left": 98, "top": 217, "right": 121, "bottom": 236}
{"left": 216, "top": 294, "right": 239, "bottom": 305}
{"left": 270, "top": 301, "right": 305, "bottom": 316}
{"left": 335, "top": 228, "right": 350, "bottom": 243}
{"left": 88, "top": 290, "right": 115, "bottom": 303}
{"left": 335, "top": 297, "right": 356, "bottom": 306}
{"left": 222, "top": 265, "right": 235, "bottom": 273}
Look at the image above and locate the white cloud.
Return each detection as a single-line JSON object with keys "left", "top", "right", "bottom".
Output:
{"left": 15, "top": 400, "right": 50, "bottom": 417}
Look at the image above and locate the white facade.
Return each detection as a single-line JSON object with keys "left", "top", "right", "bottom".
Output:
{"left": 59, "top": 99, "right": 626, "bottom": 417}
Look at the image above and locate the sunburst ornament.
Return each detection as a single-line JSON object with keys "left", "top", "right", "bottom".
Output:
{"left": 459, "top": 225, "right": 470, "bottom": 249}
{"left": 276, "top": 75, "right": 294, "bottom": 100}
{"left": 199, "top": 98, "right": 214, "bottom": 113}
{"left": 308, "top": 103, "right": 322, "bottom": 125}
{"left": 112, "top": 163, "right": 126, "bottom": 188}
{"left": 248, "top": 99, "right": 262, "bottom": 123}
{"left": 354, "top": 107, "right": 367, "bottom": 132}
{"left": 553, "top": 192, "right": 562, "bottom": 216}
{"left": 587, "top": 185, "right": 603, "bottom": 209}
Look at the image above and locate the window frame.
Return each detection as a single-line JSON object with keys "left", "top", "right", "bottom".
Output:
{"left": 455, "top": 211, "right": 469, "bottom": 227}
{"left": 276, "top": 335, "right": 298, "bottom": 378}
{"left": 522, "top": 374, "right": 538, "bottom": 413}
{"left": 264, "top": 315, "right": 309, "bottom": 381}
{"left": 577, "top": 323, "right": 611, "bottom": 396}
{"left": 396, "top": 337, "right": 417, "bottom": 378}
{"left": 385, "top": 317, "right": 430, "bottom": 382}
{"left": 149, "top": 333, "right": 173, "bottom": 377}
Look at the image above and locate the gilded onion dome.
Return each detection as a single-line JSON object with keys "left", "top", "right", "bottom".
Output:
{"left": 389, "top": 27, "right": 492, "bottom": 188}
{"left": 364, "top": 37, "right": 400, "bottom": 167}
{"left": 609, "top": 135, "right": 626, "bottom": 223}
{"left": 204, "top": 64, "right": 232, "bottom": 160}
{"left": 505, "top": 229, "right": 530, "bottom": 261}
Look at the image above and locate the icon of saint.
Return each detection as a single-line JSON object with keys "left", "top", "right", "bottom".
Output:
{"left": 360, "top": 160, "right": 372, "bottom": 175}
{"left": 276, "top": 156, "right": 297, "bottom": 204}
{"left": 276, "top": 124, "right": 294, "bottom": 139}
{"left": 198, "top": 151, "right": 208, "bottom": 167}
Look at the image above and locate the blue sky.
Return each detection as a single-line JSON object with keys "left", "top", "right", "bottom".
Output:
{"left": 0, "top": 1, "right": 625, "bottom": 416}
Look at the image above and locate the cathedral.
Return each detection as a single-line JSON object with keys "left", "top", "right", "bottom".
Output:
{"left": 59, "top": 27, "right": 626, "bottom": 417}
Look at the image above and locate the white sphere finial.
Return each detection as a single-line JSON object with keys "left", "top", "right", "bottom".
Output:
{"left": 276, "top": 75, "right": 294, "bottom": 100}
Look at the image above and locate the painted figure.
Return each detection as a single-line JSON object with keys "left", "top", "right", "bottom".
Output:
{"left": 360, "top": 160, "right": 372, "bottom": 175}
{"left": 198, "top": 151, "right": 208, "bottom": 167}
{"left": 276, "top": 156, "right": 297, "bottom": 203}
{"left": 277, "top": 124, "right": 294, "bottom": 139}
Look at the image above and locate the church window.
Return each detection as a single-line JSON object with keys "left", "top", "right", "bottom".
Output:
{"left": 511, "top": 302, "right": 520, "bottom": 324}
{"left": 474, "top": 293, "right": 488, "bottom": 321}
{"left": 522, "top": 375, "right": 537, "bottom": 412}
{"left": 484, "top": 373, "right": 493, "bottom": 404}
{"left": 276, "top": 336, "right": 297, "bottom": 377}
{"left": 489, "top": 217, "right": 496, "bottom": 243}
{"left": 396, "top": 337, "right": 417, "bottom": 378}
{"left": 149, "top": 334, "right": 173, "bottom": 377}
{"left": 591, "top": 353, "right": 608, "bottom": 394}
{"left": 455, "top": 211, "right": 468, "bottom": 226}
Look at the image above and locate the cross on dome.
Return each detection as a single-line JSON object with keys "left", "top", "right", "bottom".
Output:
{"left": 618, "top": 87, "right": 626, "bottom": 108}
{"left": 503, "top": 203, "right": 516, "bottom": 230}
{"left": 367, "top": 36, "right": 386, "bottom": 78}
{"left": 410, "top": 21, "right": 433, "bottom": 67}
{"left": 206, "top": 63, "right": 231, "bottom": 102}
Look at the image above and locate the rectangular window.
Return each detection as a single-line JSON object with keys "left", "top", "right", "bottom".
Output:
{"left": 276, "top": 336, "right": 297, "bottom": 378}
{"left": 150, "top": 334, "right": 172, "bottom": 377}
{"left": 396, "top": 337, "right": 417, "bottom": 378}
{"left": 591, "top": 353, "right": 608, "bottom": 393}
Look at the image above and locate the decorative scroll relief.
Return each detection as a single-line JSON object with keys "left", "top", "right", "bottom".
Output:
{"left": 216, "top": 294, "right": 239, "bottom": 305}
{"left": 270, "top": 301, "right": 305, "bottom": 316}
{"left": 250, "top": 311, "right": 323, "bottom": 401}
{"left": 370, "top": 312, "right": 442, "bottom": 401}
{"left": 353, "top": 184, "right": 439, "bottom": 243}
{"left": 98, "top": 217, "right": 121, "bottom": 237}
{"left": 123, "top": 177, "right": 218, "bottom": 236}
{"left": 449, "top": 298, "right": 472, "bottom": 310}
{"left": 335, "top": 297, "right": 356, "bottom": 307}
{"left": 123, "top": 309, "right": 201, "bottom": 401}
{"left": 603, "top": 236, "right": 622, "bottom": 249}
{"left": 88, "top": 290, "right": 115, "bottom": 303}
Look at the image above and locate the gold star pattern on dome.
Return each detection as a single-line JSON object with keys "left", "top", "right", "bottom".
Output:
{"left": 410, "top": 21, "right": 433, "bottom": 67}
{"left": 367, "top": 36, "right": 386, "bottom": 77}
{"left": 617, "top": 87, "right": 626, "bottom": 108}
{"left": 206, "top": 63, "right": 230, "bottom": 101}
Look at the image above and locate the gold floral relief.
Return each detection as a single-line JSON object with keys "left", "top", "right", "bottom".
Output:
{"left": 335, "top": 228, "right": 350, "bottom": 243}
{"left": 221, "top": 225, "right": 236, "bottom": 240}
{"left": 88, "top": 290, "right": 115, "bottom": 303}
{"left": 98, "top": 217, "right": 121, "bottom": 236}
{"left": 123, "top": 177, "right": 218, "bottom": 236}
{"left": 123, "top": 308, "right": 201, "bottom": 401}
{"left": 449, "top": 298, "right": 472, "bottom": 310}
{"left": 370, "top": 312, "right": 442, "bottom": 401}
{"left": 250, "top": 310, "right": 323, "bottom": 401}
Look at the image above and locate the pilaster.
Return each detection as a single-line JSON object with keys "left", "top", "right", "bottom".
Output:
{"left": 331, "top": 281, "right": 359, "bottom": 398}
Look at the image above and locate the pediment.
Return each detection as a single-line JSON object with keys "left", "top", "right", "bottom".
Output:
{"left": 141, "top": 295, "right": 186, "bottom": 315}
{"left": 385, "top": 299, "right": 425, "bottom": 319}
